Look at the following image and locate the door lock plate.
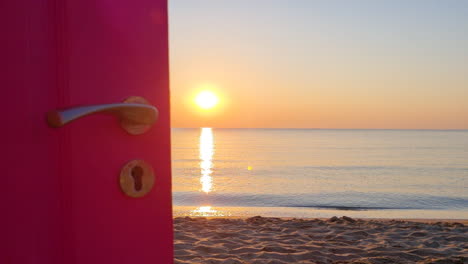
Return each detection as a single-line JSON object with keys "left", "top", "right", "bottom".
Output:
{"left": 119, "top": 160, "right": 155, "bottom": 198}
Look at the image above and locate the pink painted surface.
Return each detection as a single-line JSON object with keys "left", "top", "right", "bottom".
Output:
{"left": 1, "top": 0, "right": 173, "bottom": 263}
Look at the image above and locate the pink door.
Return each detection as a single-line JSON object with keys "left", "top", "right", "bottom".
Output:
{"left": 1, "top": 0, "right": 173, "bottom": 263}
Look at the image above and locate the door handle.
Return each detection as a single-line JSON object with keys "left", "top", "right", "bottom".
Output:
{"left": 47, "top": 96, "right": 158, "bottom": 135}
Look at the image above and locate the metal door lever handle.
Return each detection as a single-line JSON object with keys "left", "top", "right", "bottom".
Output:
{"left": 47, "top": 96, "right": 158, "bottom": 135}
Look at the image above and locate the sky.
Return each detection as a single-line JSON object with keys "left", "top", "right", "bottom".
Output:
{"left": 169, "top": 0, "right": 468, "bottom": 129}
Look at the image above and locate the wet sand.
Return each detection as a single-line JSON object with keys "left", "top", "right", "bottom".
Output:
{"left": 174, "top": 216, "right": 467, "bottom": 264}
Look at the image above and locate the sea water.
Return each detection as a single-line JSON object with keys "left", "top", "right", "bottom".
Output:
{"left": 172, "top": 128, "right": 468, "bottom": 219}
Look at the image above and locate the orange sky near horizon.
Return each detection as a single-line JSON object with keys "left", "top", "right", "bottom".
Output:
{"left": 169, "top": 1, "right": 468, "bottom": 129}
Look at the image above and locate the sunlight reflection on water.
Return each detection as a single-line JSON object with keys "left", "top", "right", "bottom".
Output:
{"left": 199, "top": 128, "right": 214, "bottom": 193}
{"left": 194, "top": 128, "right": 233, "bottom": 217}
{"left": 188, "top": 206, "right": 231, "bottom": 217}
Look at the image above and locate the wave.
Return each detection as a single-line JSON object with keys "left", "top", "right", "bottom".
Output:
{"left": 172, "top": 191, "right": 468, "bottom": 210}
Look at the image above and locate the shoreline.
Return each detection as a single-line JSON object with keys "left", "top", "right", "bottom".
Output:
{"left": 174, "top": 216, "right": 467, "bottom": 264}
{"left": 172, "top": 205, "right": 468, "bottom": 221}
{"left": 174, "top": 216, "right": 468, "bottom": 224}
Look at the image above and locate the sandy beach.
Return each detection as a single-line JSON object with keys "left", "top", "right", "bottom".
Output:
{"left": 174, "top": 216, "right": 467, "bottom": 264}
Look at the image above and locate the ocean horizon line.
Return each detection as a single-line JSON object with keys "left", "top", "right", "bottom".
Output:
{"left": 172, "top": 127, "right": 468, "bottom": 131}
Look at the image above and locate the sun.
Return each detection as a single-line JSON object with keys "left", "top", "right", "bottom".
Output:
{"left": 195, "top": 91, "right": 219, "bottom": 109}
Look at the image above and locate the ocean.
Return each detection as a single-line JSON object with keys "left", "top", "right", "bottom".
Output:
{"left": 172, "top": 128, "right": 468, "bottom": 219}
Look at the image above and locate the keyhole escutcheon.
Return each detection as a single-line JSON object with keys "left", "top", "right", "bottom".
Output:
{"left": 119, "top": 160, "right": 155, "bottom": 198}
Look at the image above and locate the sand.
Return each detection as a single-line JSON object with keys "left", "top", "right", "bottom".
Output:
{"left": 174, "top": 216, "right": 467, "bottom": 264}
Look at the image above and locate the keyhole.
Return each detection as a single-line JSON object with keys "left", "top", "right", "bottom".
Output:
{"left": 131, "top": 166, "right": 144, "bottom": 191}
